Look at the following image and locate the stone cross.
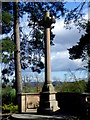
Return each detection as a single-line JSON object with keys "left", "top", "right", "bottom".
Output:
{"left": 38, "top": 10, "right": 60, "bottom": 114}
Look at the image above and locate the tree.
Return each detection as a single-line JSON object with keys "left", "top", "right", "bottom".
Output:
{"left": 2, "top": 2, "right": 87, "bottom": 85}
{"left": 68, "top": 21, "right": 90, "bottom": 92}
{"left": 2, "top": 2, "right": 67, "bottom": 79}
{"left": 64, "top": 2, "right": 87, "bottom": 31}
{"left": 2, "top": 2, "right": 22, "bottom": 109}
{"left": 13, "top": 0, "right": 22, "bottom": 96}
{"left": 2, "top": 2, "right": 13, "bottom": 34}
{"left": 1, "top": 2, "right": 15, "bottom": 87}
{"left": 20, "top": 2, "right": 67, "bottom": 73}
{"left": 1, "top": 37, "right": 15, "bottom": 87}
{"left": 58, "top": 80, "right": 87, "bottom": 93}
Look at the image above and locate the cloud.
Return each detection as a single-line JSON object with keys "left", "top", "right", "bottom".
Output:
{"left": 51, "top": 50, "right": 83, "bottom": 71}
{"left": 51, "top": 18, "right": 85, "bottom": 71}
{"left": 52, "top": 19, "right": 84, "bottom": 49}
{"left": 20, "top": 11, "right": 87, "bottom": 72}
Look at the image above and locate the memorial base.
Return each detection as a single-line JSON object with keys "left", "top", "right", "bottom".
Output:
{"left": 37, "top": 83, "right": 60, "bottom": 115}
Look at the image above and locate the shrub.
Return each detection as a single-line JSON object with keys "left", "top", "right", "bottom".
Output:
{"left": 2, "top": 103, "right": 18, "bottom": 113}
{"left": 10, "top": 89, "right": 16, "bottom": 103}
{"left": 2, "top": 87, "right": 16, "bottom": 105}
{"left": 56, "top": 80, "right": 87, "bottom": 93}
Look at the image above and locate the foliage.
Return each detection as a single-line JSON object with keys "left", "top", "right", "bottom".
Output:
{"left": 2, "top": 103, "right": 18, "bottom": 113}
{"left": 22, "top": 79, "right": 87, "bottom": 93}
{"left": 68, "top": 21, "right": 90, "bottom": 92}
{"left": 2, "top": 2, "right": 87, "bottom": 86}
{"left": 1, "top": 37, "right": 15, "bottom": 86}
{"left": 2, "top": 87, "right": 16, "bottom": 104}
{"left": 68, "top": 21, "right": 90, "bottom": 63}
{"left": 2, "top": 11, "right": 13, "bottom": 25}
{"left": 20, "top": 2, "right": 67, "bottom": 73}
{"left": 2, "top": 3, "right": 13, "bottom": 34}
{"left": 55, "top": 80, "right": 87, "bottom": 93}
{"left": 22, "top": 82, "right": 43, "bottom": 93}
{"left": 2, "top": 37, "right": 15, "bottom": 63}
{"left": 64, "top": 2, "right": 87, "bottom": 30}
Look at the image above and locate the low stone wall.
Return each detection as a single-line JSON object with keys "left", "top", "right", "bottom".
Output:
{"left": 20, "top": 93, "right": 40, "bottom": 112}
{"left": 56, "top": 92, "right": 90, "bottom": 116}
{"left": 20, "top": 92, "right": 90, "bottom": 116}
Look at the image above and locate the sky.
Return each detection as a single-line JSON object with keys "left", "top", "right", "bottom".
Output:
{"left": 1, "top": 2, "right": 89, "bottom": 82}
{"left": 49, "top": 2, "right": 88, "bottom": 81}
{"left": 51, "top": 18, "right": 85, "bottom": 72}
{"left": 20, "top": 2, "right": 88, "bottom": 72}
{"left": 44, "top": 2, "right": 88, "bottom": 72}
{"left": 20, "top": 2, "right": 88, "bottom": 81}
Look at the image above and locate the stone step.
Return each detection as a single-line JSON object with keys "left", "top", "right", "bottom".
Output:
{"left": 11, "top": 113, "right": 77, "bottom": 120}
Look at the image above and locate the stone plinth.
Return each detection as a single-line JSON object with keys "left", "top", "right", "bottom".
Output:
{"left": 38, "top": 83, "right": 60, "bottom": 114}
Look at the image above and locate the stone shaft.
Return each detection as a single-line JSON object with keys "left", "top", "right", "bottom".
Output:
{"left": 45, "top": 27, "right": 51, "bottom": 84}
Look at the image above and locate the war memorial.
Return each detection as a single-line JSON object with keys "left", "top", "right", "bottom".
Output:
{"left": 9, "top": 10, "right": 90, "bottom": 120}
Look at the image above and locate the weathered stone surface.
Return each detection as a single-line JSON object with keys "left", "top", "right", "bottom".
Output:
{"left": 42, "top": 83, "right": 55, "bottom": 93}
{"left": 18, "top": 93, "right": 40, "bottom": 113}
{"left": 21, "top": 95, "right": 25, "bottom": 112}
{"left": 37, "top": 10, "right": 60, "bottom": 114}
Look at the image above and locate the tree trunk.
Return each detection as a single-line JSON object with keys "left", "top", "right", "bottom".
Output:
{"left": 13, "top": 0, "right": 22, "bottom": 96}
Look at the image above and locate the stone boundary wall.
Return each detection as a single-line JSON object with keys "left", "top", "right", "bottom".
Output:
{"left": 20, "top": 93, "right": 40, "bottom": 112}
{"left": 20, "top": 92, "right": 90, "bottom": 116}
{"left": 56, "top": 92, "right": 90, "bottom": 116}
